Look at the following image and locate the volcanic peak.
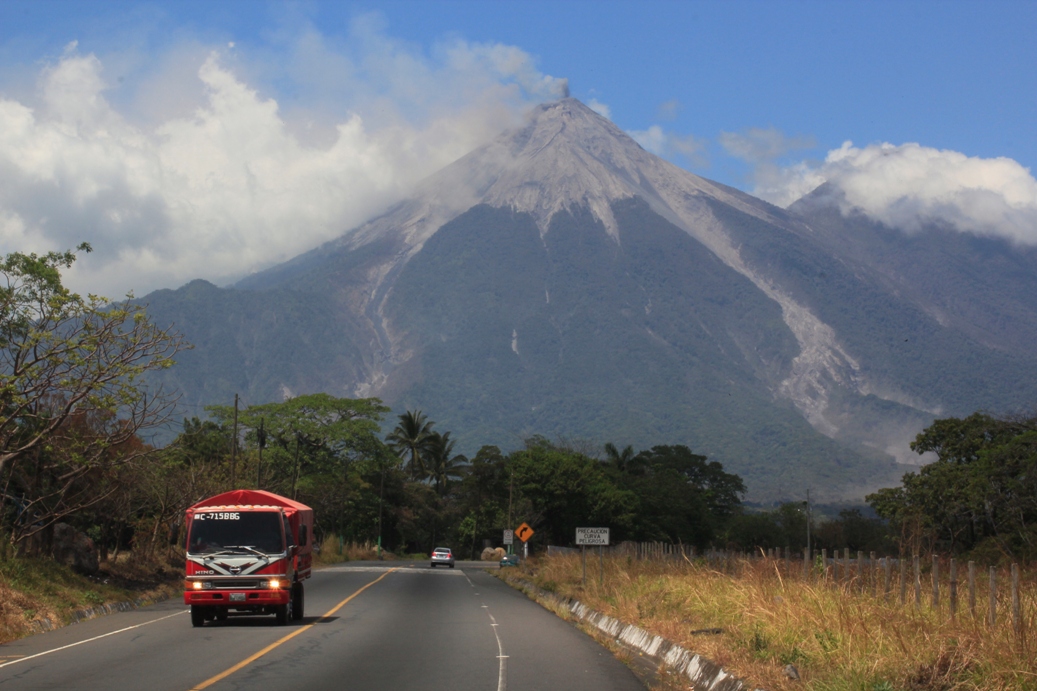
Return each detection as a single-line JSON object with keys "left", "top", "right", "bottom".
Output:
{"left": 345, "top": 98, "right": 777, "bottom": 254}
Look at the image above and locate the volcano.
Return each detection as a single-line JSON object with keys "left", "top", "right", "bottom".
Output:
{"left": 143, "top": 98, "right": 1037, "bottom": 500}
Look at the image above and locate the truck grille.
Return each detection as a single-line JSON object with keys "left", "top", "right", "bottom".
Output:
{"left": 211, "top": 579, "right": 262, "bottom": 589}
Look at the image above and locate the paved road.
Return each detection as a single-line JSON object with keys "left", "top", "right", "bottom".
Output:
{"left": 0, "top": 562, "right": 645, "bottom": 690}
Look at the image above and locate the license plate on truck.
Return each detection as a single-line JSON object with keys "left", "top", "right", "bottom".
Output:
{"left": 230, "top": 593, "right": 246, "bottom": 602}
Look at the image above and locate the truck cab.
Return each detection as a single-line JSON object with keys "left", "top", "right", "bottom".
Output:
{"left": 184, "top": 490, "right": 313, "bottom": 627}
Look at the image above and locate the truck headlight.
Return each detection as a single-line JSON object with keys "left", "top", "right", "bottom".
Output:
{"left": 266, "top": 579, "right": 282, "bottom": 589}
{"left": 191, "top": 581, "right": 213, "bottom": 590}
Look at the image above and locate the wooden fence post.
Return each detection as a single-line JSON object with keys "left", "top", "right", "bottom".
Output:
{"left": 989, "top": 566, "right": 997, "bottom": 628}
{"left": 899, "top": 557, "right": 907, "bottom": 605}
{"left": 949, "top": 558, "right": 957, "bottom": 620}
{"left": 803, "top": 547, "right": 809, "bottom": 580}
{"left": 1012, "top": 563, "right": 1021, "bottom": 635}
{"left": 857, "top": 550, "right": 864, "bottom": 593}
{"left": 932, "top": 555, "right": 940, "bottom": 609}
{"left": 933, "top": 556, "right": 941, "bottom": 610}
{"left": 870, "top": 551, "right": 878, "bottom": 597}
{"left": 821, "top": 549, "right": 828, "bottom": 584}
{"left": 884, "top": 556, "right": 892, "bottom": 601}
{"left": 968, "top": 561, "right": 976, "bottom": 618}
{"left": 844, "top": 548, "right": 851, "bottom": 587}
{"left": 914, "top": 555, "right": 921, "bottom": 608}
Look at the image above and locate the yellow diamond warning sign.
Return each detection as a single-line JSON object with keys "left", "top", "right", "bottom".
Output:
{"left": 514, "top": 522, "right": 534, "bottom": 542}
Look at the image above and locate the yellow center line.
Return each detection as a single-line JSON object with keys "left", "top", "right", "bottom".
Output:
{"left": 189, "top": 567, "right": 399, "bottom": 690}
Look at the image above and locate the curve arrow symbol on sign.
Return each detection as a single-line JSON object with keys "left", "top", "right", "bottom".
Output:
{"left": 514, "top": 523, "right": 534, "bottom": 542}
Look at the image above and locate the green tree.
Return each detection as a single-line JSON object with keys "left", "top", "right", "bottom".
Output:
{"left": 386, "top": 410, "right": 435, "bottom": 480}
{"left": 0, "top": 245, "right": 186, "bottom": 544}
{"left": 424, "top": 431, "right": 468, "bottom": 496}
{"left": 633, "top": 446, "right": 745, "bottom": 521}
{"left": 603, "top": 442, "right": 637, "bottom": 473}
{"left": 868, "top": 412, "right": 1037, "bottom": 557}
{"left": 510, "top": 438, "right": 636, "bottom": 547}
{"left": 208, "top": 394, "right": 390, "bottom": 541}
{"left": 455, "top": 445, "right": 512, "bottom": 557}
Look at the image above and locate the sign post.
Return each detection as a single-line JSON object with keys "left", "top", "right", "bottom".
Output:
{"left": 514, "top": 523, "right": 534, "bottom": 561}
{"left": 576, "top": 528, "right": 610, "bottom": 585}
{"left": 501, "top": 527, "right": 514, "bottom": 556}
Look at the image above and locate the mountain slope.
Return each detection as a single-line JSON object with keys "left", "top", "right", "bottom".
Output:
{"left": 143, "top": 98, "right": 1037, "bottom": 500}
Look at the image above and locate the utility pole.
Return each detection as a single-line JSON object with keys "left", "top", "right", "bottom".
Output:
{"left": 292, "top": 432, "right": 302, "bottom": 500}
{"left": 256, "top": 418, "right": 266, "bottom": 489}
{"left": 377, "top": 459, "right": 385, "bottom": 560}
{"left": 230, "top": 393, "right": 239, "bottom": 489}
{"left": 507, "top": 468, "right": 514, "bottom": 555}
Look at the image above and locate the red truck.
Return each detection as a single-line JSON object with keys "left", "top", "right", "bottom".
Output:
{"left": 183, "top": 489, "right": 313, "bottom": 627}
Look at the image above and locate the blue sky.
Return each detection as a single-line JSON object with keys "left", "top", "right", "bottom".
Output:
{"left": 1, "top": 0, "right": 1035, "bottom": 295}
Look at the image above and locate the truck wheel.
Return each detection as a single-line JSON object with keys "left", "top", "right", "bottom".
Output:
{"left": 292, "top": 583, "right": 304, "bottom": 621}
{"left": 190, "top": 606, "right": 205, "bottom": 628}
{"left": 275, "top": 599, "right": 292, "bottom": 626}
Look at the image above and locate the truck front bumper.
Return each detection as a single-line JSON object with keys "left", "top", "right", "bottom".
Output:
{"left": 183, "top": 589, "right": 290, "bottom": 606}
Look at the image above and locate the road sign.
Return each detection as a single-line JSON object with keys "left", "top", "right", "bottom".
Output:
{"left": 514, "top": 522, "right": 534, "bottom": 542}
{"left": 503, "top": 529, "right": 514, "bottom": 545}
{"left": 575, "top": 527, "right": 610, "bottom": 546}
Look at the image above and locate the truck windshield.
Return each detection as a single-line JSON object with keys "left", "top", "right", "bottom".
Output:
{"left": 188, "top": 511, "right": 284, "bottom": 555}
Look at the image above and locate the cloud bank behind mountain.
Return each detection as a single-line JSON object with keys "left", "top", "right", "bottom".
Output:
{"left": 725, "top": 132, "right": 1037, "bottom": 245}
{"left": 0, "top": 18, "right": 566, "bottom": 298}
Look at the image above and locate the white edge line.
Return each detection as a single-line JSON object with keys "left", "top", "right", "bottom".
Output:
{"left": 486, "top": 611, "right": 506, "bottom": 691}
{"left": 0, "top": 610, "right": 187, "bottom": 669}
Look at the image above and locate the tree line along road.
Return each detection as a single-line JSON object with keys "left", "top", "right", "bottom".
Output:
{"left": 0, "top": 562, "right": 646, "bottom": 691}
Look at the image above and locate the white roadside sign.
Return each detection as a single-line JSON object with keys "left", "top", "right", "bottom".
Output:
{"left": 575, "top": 527, "right": 610, "bottom": 546}
{"left": 503, "top": 529, "right": 514, "bottom": 545}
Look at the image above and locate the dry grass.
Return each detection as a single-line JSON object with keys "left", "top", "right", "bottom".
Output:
{"left": 313, "top": 536, "right": 398, "bottom": 565}
{"left": 501, "top": 554, "right": 1037, "bottom": 691}
{"left": 0, "top": 551, "right": 181, "bottom": 644}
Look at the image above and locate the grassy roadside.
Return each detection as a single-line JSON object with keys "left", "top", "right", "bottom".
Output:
{"left": 498, "top": 554, "right": 1037, "bottom": 691}
{"left": 0, "top": 553, "right": 182, "bottom": 645}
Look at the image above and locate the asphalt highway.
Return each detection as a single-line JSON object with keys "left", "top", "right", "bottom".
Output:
{"left": 0, "top": 562, "right": 646, "bottom": 690}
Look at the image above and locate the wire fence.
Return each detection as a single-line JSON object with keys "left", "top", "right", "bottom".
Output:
{"left": 596, "top": 541, "right": 1033, "bottom": 634}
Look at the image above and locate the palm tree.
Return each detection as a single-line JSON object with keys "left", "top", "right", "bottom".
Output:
{"left": 386, "top": 410, "right": 434, "bottom": 480}
{"left": 604, "top": 442, "right": 636, "bottom": 472}
{"left": 424, "top": 431, "right": 468, "bottom": 496}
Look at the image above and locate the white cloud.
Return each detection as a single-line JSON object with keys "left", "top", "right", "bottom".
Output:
{"left": 587, "top": 98, "right": 610, "bottom": 119}
{"left": 629, "top": 125, "right": 707, "bottom": 167}
{"left": 762, "top": 140, "right": 1037, "bottom": 244}
{"left": 0, "top": 20, "right": 566, "bottom": 298}
{"left": 656, "top": 99, "right": 680, "bottom": 121}
{"left": 719, "top": 127, "right": 815, "bottom": 163}
{"left": 717, "top": 127, "right": 819, "bottom": 206}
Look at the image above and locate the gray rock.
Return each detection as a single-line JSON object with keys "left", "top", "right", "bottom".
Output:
{"left": 784, "top": 663, "right": 800, "bottom": 680}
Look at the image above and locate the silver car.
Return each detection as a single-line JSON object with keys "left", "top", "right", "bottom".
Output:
{"left": 430, "top": 547, "right": 455, "bottom": 568}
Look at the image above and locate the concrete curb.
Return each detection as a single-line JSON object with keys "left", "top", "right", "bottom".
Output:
{"left": 504, "top": 578, "right": 756, "bottom": 691}
{"left": 28, "top": 589, "right": 175, "bottom": 635}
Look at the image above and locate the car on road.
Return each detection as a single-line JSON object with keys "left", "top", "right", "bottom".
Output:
{"left": 500, "top": 554, "right": 520, "bottom": 567}
{"left": 430, "top": 547, "right": 455, "bottom": 568}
